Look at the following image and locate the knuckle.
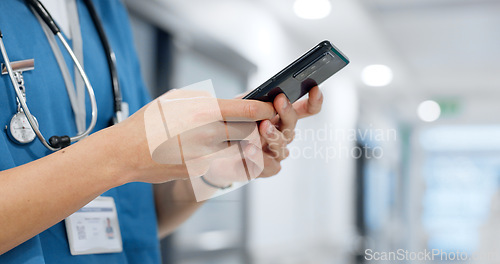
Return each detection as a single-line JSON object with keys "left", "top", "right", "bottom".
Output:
{"left": 192, "top": 110, "right": 210, "bottom": 123}
{"left": 267, "top": 131, "right": 280, "bottom": 142}
{"left": 277, "top": 148, "right": 289, "bottom": 161}
{"left": 270, "top": 148, "right": 280, "bottom": 159}
{"left": 195, "top": 107, "right": 221, "bottom": 123}
{"left": 282, "top": 129, "right": 295, "bottom": 143}
{"left": 204, "top": 126, "right": 224, "bottom": 144}
{"left": 272, "top": 163, "right": 282, "bottom": 175}
{"left": 283, "top": 148, "right": 290, "bottom": 159}
{"left": 279, "top": 133, "right": 288, "bottom": 145}
{"left": 243, "top": 103, "right": 258, "bottom": 120}
{"left": 288, "top": 130, "right": 296, "bottom": 143}
{"left": 309, "top": 104, "right": 322, "bottom": 115}
{"left": 205, "top": 129, "right": 218, "bottom": 144}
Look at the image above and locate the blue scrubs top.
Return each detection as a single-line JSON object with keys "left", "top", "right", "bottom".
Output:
{"left": 0, "top": 1, "right": 161, "bottom": 263}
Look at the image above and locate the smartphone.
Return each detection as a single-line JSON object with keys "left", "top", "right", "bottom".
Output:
{"left": 243, "top": 40, "right": 349, "bottom": 103}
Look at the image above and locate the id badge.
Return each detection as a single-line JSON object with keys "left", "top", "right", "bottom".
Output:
{"left": 65, "top": 196, "right": 123, "bottom": 255}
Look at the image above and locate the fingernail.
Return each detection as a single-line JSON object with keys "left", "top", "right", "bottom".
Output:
{"left": 316, "top": 89, "right": 323, "bottom": 100}
{"left": 266, "top": 121, "right": 274, "bottom": 135}
{"left": 282, "top": 97, "right": 290, "bottom": 110}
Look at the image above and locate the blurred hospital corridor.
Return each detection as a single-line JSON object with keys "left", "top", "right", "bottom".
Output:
{"left": 124, "top": 0, "right": 500, "bottom": 263}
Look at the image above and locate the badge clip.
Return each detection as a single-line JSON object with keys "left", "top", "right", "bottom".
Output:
{"left": 1, "top": 59, "right": 34, "bottom": 75}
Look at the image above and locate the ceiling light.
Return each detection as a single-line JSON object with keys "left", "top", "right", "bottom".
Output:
{"left": 417, "top": 100, "right": 441, "bottom": 122}
{"left": 293, "top": 0, "right": 332, "bottom": 20}
{"left": 361, "top": 64, "right": 393, "bottom": 87}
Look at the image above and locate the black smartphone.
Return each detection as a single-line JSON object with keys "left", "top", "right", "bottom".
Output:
{"left": 243, "top": 40, "right": 349, "bottom": 103}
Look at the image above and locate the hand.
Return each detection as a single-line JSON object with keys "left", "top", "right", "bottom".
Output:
{"left": 253, "top": 86, "right": 323, "bottom": 178}
{"left": 152, "top": 87, "right": 323, "bottom": 202}
{"left": 155, "top": 86, "right": 323, "bottom": 192}
{"left": 112, "top": 89, "right": 275, "bottom": 184}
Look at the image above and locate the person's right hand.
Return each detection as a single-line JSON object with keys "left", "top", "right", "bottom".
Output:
{"left": 110, "top": 89, "right": 275, "bottom": 184}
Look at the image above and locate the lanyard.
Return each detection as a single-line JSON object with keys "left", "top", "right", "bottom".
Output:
{"left": 33, "top": 0, "right": 86, "bottom": 134}
{"left": 68, "top": 0, "right": 86, "bottom": 134}
{"left": 2, "top": 0, "right": 126, "bottom": 151}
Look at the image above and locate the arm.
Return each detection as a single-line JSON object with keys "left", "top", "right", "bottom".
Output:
{"left": 154, "top": 180, "right": 202, "bottom": 239}
{"left": 154, "top": 87, "right": 324, "bottom": 238}
{"left": 0, "top": 93, "right": 276, "bottom": 254}
{"left": 0, "top": 127, "right": 129, "bottom": 254}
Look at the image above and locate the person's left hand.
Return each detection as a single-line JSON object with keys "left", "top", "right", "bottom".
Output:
{"left": 252, "top": 86, "right": 324, "bottom": 178}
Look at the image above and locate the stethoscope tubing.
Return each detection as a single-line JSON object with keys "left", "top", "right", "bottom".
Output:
{"left": 26, "top": 0, "right": 100, "bottom": 140}
{"left": 2, "top": 0, "right": 125, "bottom": 151}
{"left": 56, "top": 32, "right": 98, "bottom": 142}
{"left": 82, "top": 0, "right": 122, "bottom": 114}
{"left": 0, "top": 33, "right": 56, "bottom": 151}
{"left": 1, "top": 0, "right": 124, "bottom": 151}
{"left": 27, "top": 0, "right": 122, "bottom": 117}
{"left": 0, "top": 0, "right": 104, "bottom": 151}
{"left": 0, "top": 30, "right": 98, "bottom": 151}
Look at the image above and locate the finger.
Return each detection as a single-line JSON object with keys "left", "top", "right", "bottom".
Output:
{"left": 184, "top": 141, "right": 254, "bottom": 177}
{"left": 196, "top": 141, "right": 264, "bottom": 182}
{"left": 178, "top": 121, "right": 228, "bottom": 145}
{"left": 203, "top": 155, "right": 252, "bottom": 185}
{"left": 240, "top": 142, "right": 265, "bottom": 180}
{"left": 257, "top": 153, "right": 282, "bottom": 178}
{"left": 153, "top": 119, "right": 262, "bottom": 165}
{"left": 259, "top": 120, "right": 289, "bottom": 161}
{"left": 225, "top": 121, "right": 259, "bottom": 141}
{"left": 293, "top": 86, "right": 323, "bottom": 119}
{"left": 218, "top": 99, "right": 276, "bottom": 121}
{"left": 242, "top": 147, "right": 281, "bottom": 179}
{"left": 152, "top": 134, "right": 228, "bottom": 165}
{"left": 176, "top": 120, "right": 260, "bottom": 143}
{"left": 273, "top": 93, "right": 297, "bottom": 142}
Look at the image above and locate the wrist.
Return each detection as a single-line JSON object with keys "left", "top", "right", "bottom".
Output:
{"left": 104, "top": 116, "right": 187, "bottom": 185}
{"left": 91, "top": 125, "right": 135, "bottom": 187}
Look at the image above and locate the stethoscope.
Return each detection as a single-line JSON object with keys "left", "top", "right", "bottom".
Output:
{"left": 0, "top": 0, "right": 124, "bottom": 151}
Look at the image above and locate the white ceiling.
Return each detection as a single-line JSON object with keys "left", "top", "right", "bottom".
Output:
{"left": 364, "top": 0, "right": 500, "bottom": 91}
{"left": 359, "top": 0, "right": 500, "bottom": 123}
